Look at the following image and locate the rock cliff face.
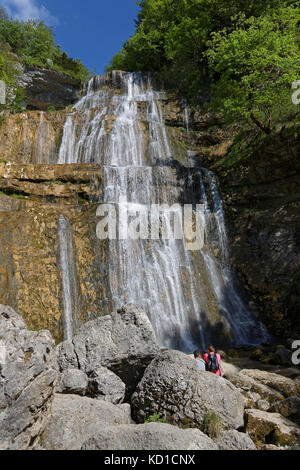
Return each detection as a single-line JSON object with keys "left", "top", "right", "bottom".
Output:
{"left": 0, "top": 111, "right": 66, "bottom": 163}
{"left": 18, "top": 66, "right": 81, "bottom": 111}
{"left": 215, "top": 130, "right": 300, "bottom": 339}
{"left": 0, "top": 162, "right": 111, "bottom": 341}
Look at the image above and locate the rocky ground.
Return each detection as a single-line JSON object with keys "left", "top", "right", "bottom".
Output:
{"left": 0, "top": 303, "right": 299, "bottom": 451}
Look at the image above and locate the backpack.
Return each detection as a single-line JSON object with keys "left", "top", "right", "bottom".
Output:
{"left": 207, "top": 353, "right": 219, "bottom": 372}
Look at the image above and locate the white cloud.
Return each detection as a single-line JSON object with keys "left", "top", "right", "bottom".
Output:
{"left": 0, "top": 0, "right": 59, "bottom": 25}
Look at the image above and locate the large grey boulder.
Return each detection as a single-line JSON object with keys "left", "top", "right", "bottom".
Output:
{"left": 240, "top": 369, "right": 298, "bottom": 398}
{"left": 227, "top": 371, "right": 284, "bottom": 404}
{"left": 57, "top": 304, "right": 159, "bottom": 398}
{"left": 40, "top": 394, "right": 132, "bottom": 450}
{"left": 82, "top": 423, "right": 218, "bottom": 451}
{"left": 131, "top": 350, "right": 244, "bottom": 431}
{"left": 88, "top": 367, "right": 126, "bottom": 404}
{"left": 215, "top": 430, "right": 256, "bottom": 450}
{"left": 0, "top": 305, "right": 58, "bottom": 450}
{"left": 55, "top": 369, "right": 88, "bottom": 396}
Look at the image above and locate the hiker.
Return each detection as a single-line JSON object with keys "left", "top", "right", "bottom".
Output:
{"left": 204, "top": 345, "right": 222, "bottom": 376}
{"left": 194, "top": 349, "right": 206, "bottom": 372}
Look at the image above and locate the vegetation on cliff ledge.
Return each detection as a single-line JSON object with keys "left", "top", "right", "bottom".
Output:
{"left": 0, "top": 6, "right": 90, "bottom": 113}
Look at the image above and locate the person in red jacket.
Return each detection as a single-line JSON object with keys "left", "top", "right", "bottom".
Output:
{"left": 204, "top": 345, "right": 222, "bottom": 376}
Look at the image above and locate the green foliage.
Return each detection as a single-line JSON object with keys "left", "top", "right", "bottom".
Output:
{"left": 0, "top": 6, "right": 90, "bottom": 83}
{"left": 144, "top": 414, "right": 168, "bottom": 424}
{"left": 107, "top": 0, "right": 300, "bottom": 131}
{"left": 202, "top": 412, "right": 223, "bottom": 438}
{"left": 206, "top": 6, "right": 300, "bottom": 133}
{"left": 47, "top": 105, "right": 56, "bottom": 113}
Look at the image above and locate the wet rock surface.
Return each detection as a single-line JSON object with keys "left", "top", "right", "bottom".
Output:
{"left": 215, "top": 130, "right": 300, "bottom": 340}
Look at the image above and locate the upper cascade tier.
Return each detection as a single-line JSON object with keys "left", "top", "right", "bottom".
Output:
{"left": 58, "top": 71, "right": 184, "bottom": 167}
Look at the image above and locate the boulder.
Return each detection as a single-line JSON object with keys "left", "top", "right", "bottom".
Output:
{"left": 240, "top": 369, "right": 298, "bottom": 398}
{"left": 245, "top": 409, "right": 300, "bottom": 449}
{"left": 18, "top": 66, "right": 80, "bottom": 110}
{"left": 228, "top": 371, "right": 284, "bottom": 404}
{"left": 55, "top": 369, "right": 88, "bottom": 396}
{"left": 243, "top": 391, "right": 262, "bottom": 409}
{"left": 131, "top": 350, "right": 244, "bottom": 431}
{"left": 88, "top": 367, "right": 126, "bottom": 404}
{"left": 221, "top": 361, "right": 241, "bottom": 379}
{"left": 262, "top": 444, "right": 283, "bottom": 451}
{"left": 57, "top": 304, "right": 159, "bottom": 398}
{"left": 0, "top": 305, "right": 58, "bottom": 450}
{"left": 270, "top": 396, "right": 300, "bottom": 425}
{"left": 257, "top": 400, "right": 270, "bottom": 412}
{"left": 81, "top": 423, "right": 218, "bottom": 451}
{"left": 215, "top": 430, "right": 256, "bottom": 450}
{"left": 40, "top": 394, "right": 132, "bottom": 450}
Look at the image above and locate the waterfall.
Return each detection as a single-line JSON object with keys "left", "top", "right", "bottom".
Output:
{"left": 56, "top": 71, "right": 270, "bottom": 351}
{"left": 58, "top": 215, "right": 79, "bottom": 341}
{"left": 183, "top": 100, "right": 190, "bottom": 132}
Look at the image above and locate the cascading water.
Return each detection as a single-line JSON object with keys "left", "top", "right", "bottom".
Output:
{"left": 57, "top": 71, "right": 270, "bottom": 349}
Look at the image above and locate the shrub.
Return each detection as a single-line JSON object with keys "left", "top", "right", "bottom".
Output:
{"left": 47, "top": 106, "right": 56, "bottom": 113}
{"left": 144, "top": 414, "right": 168, "bottom": 424}
{"left": 202, "top": 412, "right": 223, "bottom": 438}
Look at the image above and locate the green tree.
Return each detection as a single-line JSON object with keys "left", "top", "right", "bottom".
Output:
{"left": 107, "top": 0, "right": 299, "bottom": 105}
{"left": 0, "top": 7, "right": 90, "bottom": 82}
{"left": 206, "top": 6, "right": 300, "bottom": 133}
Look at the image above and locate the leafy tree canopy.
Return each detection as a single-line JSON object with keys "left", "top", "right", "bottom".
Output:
{"left": 206, "top": 6, "right": 300, "bottom": 133}
{"left": 107, "top": 0, "right": 300, "bottom": 131}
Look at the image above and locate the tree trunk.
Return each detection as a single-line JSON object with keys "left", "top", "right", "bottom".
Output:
{"left": 250, "top": 113, "right": 271, "bottom": 135}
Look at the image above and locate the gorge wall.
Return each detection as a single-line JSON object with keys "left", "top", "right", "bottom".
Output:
{"left": 0, "top": 71, "right": 298, "bottom": 344}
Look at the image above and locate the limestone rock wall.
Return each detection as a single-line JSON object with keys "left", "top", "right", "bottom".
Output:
{"left": 0, "top": 110, "right": 66, "bottom": 164}
{"left": 0, "top": 164, "right": 111, "bottom": 341}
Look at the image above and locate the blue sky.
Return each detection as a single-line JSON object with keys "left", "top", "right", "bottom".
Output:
{"left": 0, "top": 0, "right": 140, "bottom": 74}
